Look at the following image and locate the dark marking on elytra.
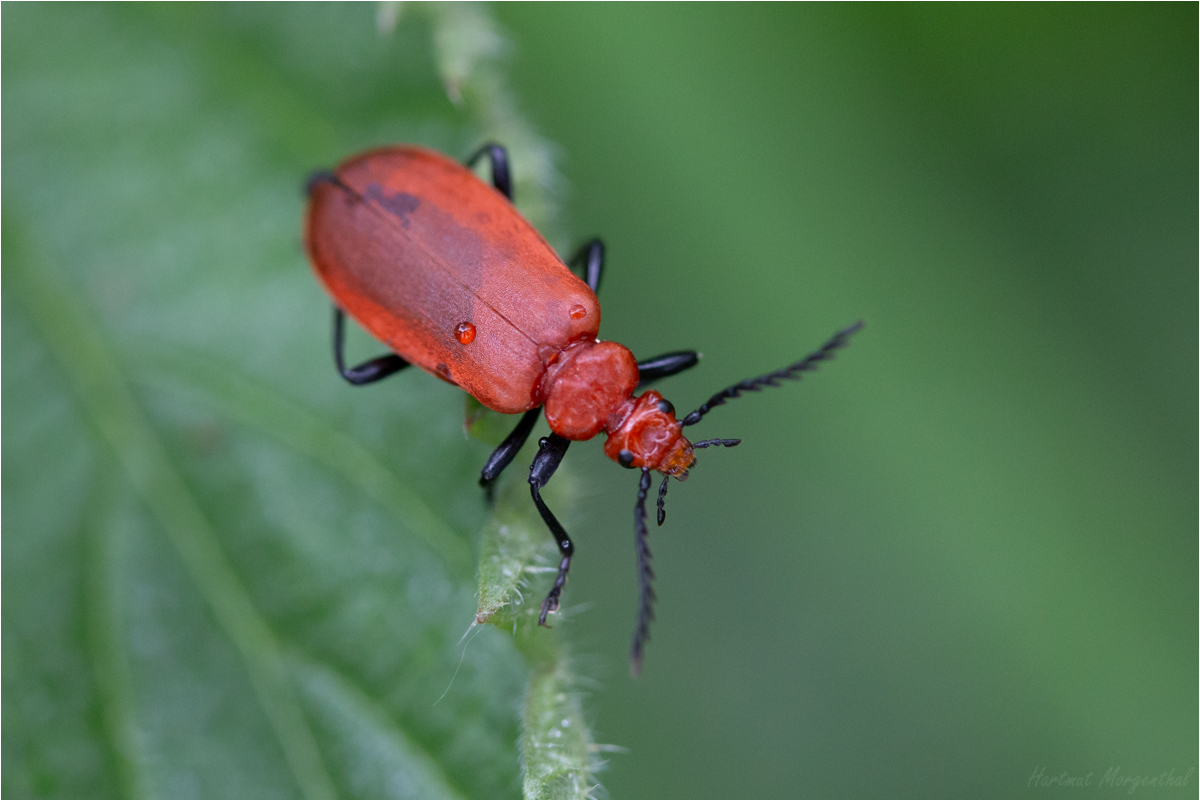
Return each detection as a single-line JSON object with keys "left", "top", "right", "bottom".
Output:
{"left": 435, "top": 362, "right": 451, "bottom": 379}
{"left": 365, "top": 184, "right": 420, "bottom": 229}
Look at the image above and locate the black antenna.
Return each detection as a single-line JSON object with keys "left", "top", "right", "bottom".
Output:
{"left": 630, "top": 322, "right": 861, "bottom": 673}
{"left": 631, "top": 468, "right": 655, "bottom": 676}
{"left": 693, "top": 438, "right": 742, "bottom": 449}
{"left": 656, "top": 439, "right": 740, "bottom": 526}
{"left": 681, "top": 320, "right": 864, "bottom": 427}
{"left": 656, "top": 475, "right": 670, "bottom": 526}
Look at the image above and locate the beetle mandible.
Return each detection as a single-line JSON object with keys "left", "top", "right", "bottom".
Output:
{"left": 305, "top": 144, "right": 862, "bottom": 673}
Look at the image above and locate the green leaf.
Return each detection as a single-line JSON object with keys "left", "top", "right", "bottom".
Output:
{"left": 520, "top": 659, "right": 595, "bottom": 800}
{"left": 3, "top": 4, "right": 593, "bottom": 797}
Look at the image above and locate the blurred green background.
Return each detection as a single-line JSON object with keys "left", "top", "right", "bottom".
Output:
{"left": 3, "top": 3, "right": 1195, "bottom": 799}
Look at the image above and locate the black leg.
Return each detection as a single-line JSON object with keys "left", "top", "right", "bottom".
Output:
{"left": 636, "top": 350, "right": 700, "bottom": 387}
{"left": 630, "top": 467, "right": 655, "bottom": 675}
{"left": 479, "top": 407, "right": 541, "bottom": 501}
{"left": 566, "top": 239, "right": 605, "bottom": 294}
{"left": 305, "top": 169, "right": 354, "bottom": 197}
{"left": 681, "top": 320, "right": 864, "bottom": 426}
{"left": 465, "top": 143, "right": 513, "bottom": 201}
{"left": 333, "top": 307, "right": 410, "bottom": 386}
{"left": 527, "top": 434, "right": 574, "bottom": 625}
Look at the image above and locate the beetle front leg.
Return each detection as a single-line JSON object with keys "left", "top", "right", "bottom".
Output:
{"left": 528, "top": 433, "right": 574, "bottom": 625}
{"left": 636, "top": 350, "right": 700, "bottom": 387}
{"left": 333, "top": 307, "right": 410, "bottom": 385}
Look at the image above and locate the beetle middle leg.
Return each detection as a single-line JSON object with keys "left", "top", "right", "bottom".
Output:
{"left": 528, "top": 433, "right": 574, "bottom": 625}
{"left": 333, "top": 307, "right": 411, "bottom": 385}
{"left": 567, "top": 239, "right": 605, "bottom": 294}
{"left": 465, "top": 143, "right": 513, "bottom": 201}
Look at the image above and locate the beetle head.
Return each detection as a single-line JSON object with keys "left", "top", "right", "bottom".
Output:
{"left": 603, "top": 390, "right": 695, "bottom": 477}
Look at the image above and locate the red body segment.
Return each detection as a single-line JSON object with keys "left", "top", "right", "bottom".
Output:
{"left": 305, "top": 145, "right": 695, "bottom": 475}
{"left": 603, "top": 391, "right": 694, "bottom": 477}
{"left": 541, "top": 340, "right": 639, "bottom": 440}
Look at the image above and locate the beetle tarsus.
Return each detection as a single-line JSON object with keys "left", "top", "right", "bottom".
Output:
{"left": 538, "top": 554, "right": 572, "bottom": 626}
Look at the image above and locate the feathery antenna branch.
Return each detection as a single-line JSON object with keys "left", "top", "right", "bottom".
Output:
{"left": 681, "top": 320, "right": 864, "bottom": 426}
{"left": 631, "top": 468, "right": 655, "bottom": 676}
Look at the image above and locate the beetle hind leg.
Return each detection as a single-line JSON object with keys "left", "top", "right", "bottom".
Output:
{"left": 333, "top": 307, "right": 410, "bottom": 385}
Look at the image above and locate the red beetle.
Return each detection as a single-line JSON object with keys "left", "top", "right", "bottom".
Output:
{"left": 305, "top": 144, "right": 861, "bottom": 672}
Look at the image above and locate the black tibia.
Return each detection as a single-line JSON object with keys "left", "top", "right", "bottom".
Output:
{"left": 528, "top": 434, "right": 574, "bottom": 626}
{"left": 630, "top": 467, "right": 656, "bottom": 676}
{"left": 332, "top": 307, "right": 410, "bottom": 386}
{"left": 567, "top": 239, "right": 605, "bottom": 294}
{"left": 636, "top": 351, "right": 699, "bottom": 387}
{"left": 682, "top": 320, "right": 864, "bottom": 426}
{"left": 465, "top": 143, "right": 513, "bottom": 201}
{"left": 478, "top": 407, "right": 541, "bottom": 501}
